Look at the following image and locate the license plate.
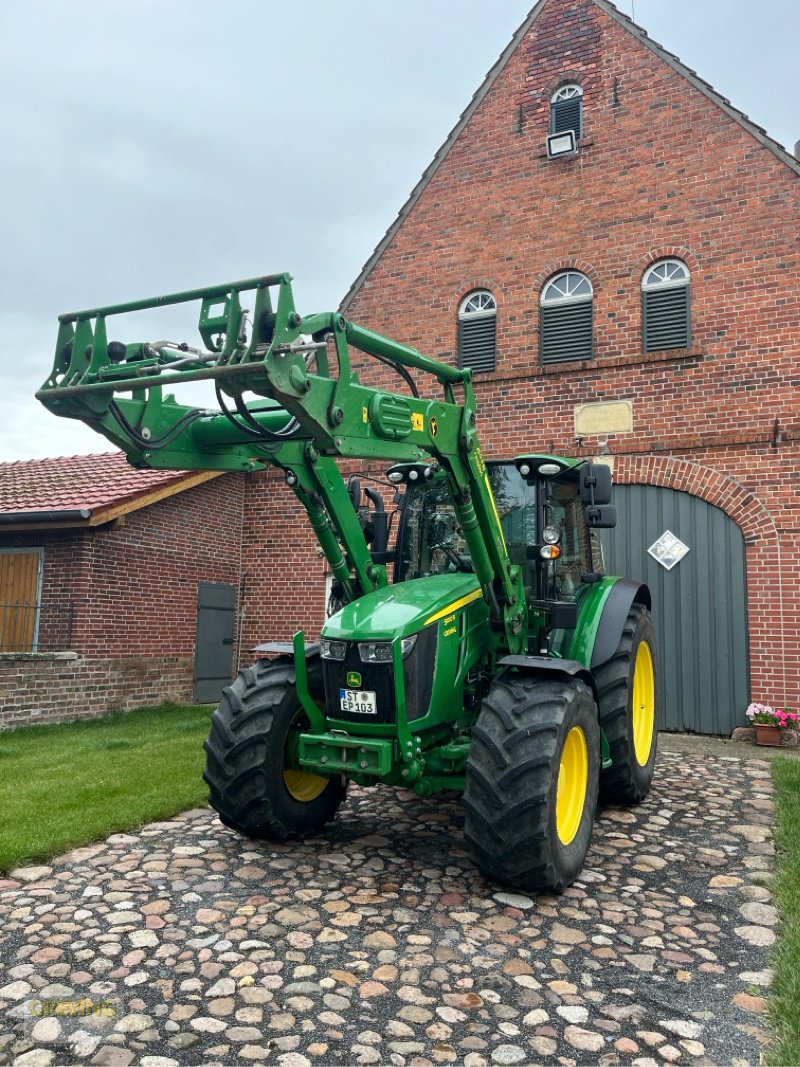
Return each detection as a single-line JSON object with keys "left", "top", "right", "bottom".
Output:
{"left": 340, "top": 688, "right": 377, "bottom": 715}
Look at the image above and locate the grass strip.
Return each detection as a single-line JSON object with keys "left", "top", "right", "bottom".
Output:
{"left": 0, "top": 703, "right": 212, "bottom": 872}
{"left": 768, "top": 757, "right": 800, "bottom": 1065}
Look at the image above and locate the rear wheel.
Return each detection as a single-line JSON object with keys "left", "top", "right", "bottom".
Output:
{"left": 203, "top": 657, "right": 345, "bottom": 840}
{"left": 463, "top": 675, "right": 600, "bottom": 893}
{"left": 595, "top": 603, "right": 659, "bottom": 803}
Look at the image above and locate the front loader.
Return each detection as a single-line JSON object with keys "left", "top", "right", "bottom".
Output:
{"left": 37, "top": 273, "right": 658, "bottom": 892}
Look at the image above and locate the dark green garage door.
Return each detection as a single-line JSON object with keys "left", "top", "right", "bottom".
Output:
{"left": 194, "top": 582, "right": 237, "bottom": 703}
{"left": 601, "top": 484, "right": 749, "bottom": 736}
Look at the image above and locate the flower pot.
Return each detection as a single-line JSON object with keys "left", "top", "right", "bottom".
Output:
{"left": 754, "top": 724, "right": 782, "bottom": 747}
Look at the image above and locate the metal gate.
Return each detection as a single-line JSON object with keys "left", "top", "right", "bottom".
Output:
{"left": 194, "top": 582, "right": 237, "bottom": 703}
{"left": 601, "top": 484, "right": 750, "bottom": 735}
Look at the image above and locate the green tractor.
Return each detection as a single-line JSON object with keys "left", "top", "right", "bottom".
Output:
{"left": 38, "top": 273, "right": 658, "bottom": 892}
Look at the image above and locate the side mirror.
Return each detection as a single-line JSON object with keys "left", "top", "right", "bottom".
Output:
{"left": 580, "top": 463, "right": 613, "bottom": 506}
{"left": 586, "top": 504, "right": 617, "bottom": 528}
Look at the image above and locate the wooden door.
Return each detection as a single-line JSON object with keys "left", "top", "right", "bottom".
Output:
{"left": 0, "top": 550, "right": 43, "bottom": 652}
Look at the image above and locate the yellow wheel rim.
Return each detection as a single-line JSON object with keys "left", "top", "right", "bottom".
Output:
{"left": 556, "top": 726, "right": 589, "bottom": 845}
{"left": 284, "top": 767, "right": 328, "bottom": 802}
{"left": 632, "top": 641, "right": 656, "bottom": 766}
{"left": 284, "top": 709, "right": 328, "bottom": 802}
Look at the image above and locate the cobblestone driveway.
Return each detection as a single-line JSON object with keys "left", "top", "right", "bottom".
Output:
{"left": 0, "top": 751, "right": 776, "bottom": 1066}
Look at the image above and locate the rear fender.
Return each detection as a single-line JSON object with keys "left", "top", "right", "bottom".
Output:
{"left": 589, "top": 579, "right": 650, "bottom": 669}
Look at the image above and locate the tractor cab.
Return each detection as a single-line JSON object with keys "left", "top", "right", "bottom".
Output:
{"left": 393, "top": 456, "right": 616, "bottom": 631}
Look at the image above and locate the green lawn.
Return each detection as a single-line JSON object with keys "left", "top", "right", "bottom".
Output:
{"left": 769, "top": 758, "right": 800, "bottom": 1065}
{"left": 0, "top": 703, "right": 212, "bottom": 872}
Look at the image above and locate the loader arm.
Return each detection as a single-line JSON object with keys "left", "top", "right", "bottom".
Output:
{"left": 37, "top": 273, "right": 526, "bottom": 653}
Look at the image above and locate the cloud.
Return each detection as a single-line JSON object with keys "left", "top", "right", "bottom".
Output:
{"left": 1, "top": 0, "right": 797, "bottom": 462}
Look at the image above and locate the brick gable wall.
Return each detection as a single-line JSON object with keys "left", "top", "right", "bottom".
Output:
{"left": 335, "top": 0, "right": 800, "bottom": 712}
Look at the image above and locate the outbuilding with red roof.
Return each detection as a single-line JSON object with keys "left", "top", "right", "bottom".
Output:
{"left": 0, "top": 452, "right": 244, "bottom": 727}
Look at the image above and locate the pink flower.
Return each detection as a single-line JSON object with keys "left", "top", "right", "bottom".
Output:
{"left": 745, "top": 702, "right": 800, "bottom": 729}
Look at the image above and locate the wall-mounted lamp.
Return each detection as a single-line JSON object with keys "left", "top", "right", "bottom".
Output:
{"left": 547, "top": 130, "right": 576, "bottom": 159}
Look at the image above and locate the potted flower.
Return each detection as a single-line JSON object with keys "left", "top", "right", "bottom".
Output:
{"left": 745, "top": 703, "right": 800, "bottom": 746}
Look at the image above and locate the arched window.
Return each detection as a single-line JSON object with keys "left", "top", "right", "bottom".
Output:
{"left": 458, "top": 290, "right": 497, "bottom": 373}
{"left": 551, "top": 84, "right": 583, "bottom": 141}
{"left": 642, "top": 259, "right": 691, "bottom": 351}
{"left": 540, "top": 271, "right": 594, "bottom": 364}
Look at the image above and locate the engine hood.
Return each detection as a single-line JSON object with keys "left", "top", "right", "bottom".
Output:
{"left": 322, "top": 574, "right": 483, "bottom": 641}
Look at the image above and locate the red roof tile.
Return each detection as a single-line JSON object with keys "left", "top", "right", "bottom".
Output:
{"left": 0, "top": 452, "right": 194, "bottom": 515}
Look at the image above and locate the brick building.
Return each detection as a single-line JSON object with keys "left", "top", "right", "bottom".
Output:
{"left": 242, "top": 0, "right": 800, "bottom": 735}
{"left": 0, "top": 454, "right": 243, "bottom": 727}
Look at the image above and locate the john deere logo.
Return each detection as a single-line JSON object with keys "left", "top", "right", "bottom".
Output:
{"left": 346, "top": 671, "right": 362, "bottom": 688}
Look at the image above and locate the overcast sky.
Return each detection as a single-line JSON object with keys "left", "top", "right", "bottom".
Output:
{"left": 1, "top": 0, "right": 797, "bottom": 463}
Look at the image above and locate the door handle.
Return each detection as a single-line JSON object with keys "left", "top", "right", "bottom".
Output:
{"left": 222, "top": 638, "right": 234, "bottom": 645}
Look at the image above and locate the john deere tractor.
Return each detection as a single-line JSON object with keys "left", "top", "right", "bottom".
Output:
{"left": 38, "top": 273, "right": 658, "bottom": 892}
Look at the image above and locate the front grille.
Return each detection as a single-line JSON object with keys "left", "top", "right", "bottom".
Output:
{"left": 323, "top": 643, "right": 396, "bottom": 725}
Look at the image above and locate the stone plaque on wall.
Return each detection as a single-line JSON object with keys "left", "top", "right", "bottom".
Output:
{"left": 574, "top": 400, "right": 633, "bottom": 436}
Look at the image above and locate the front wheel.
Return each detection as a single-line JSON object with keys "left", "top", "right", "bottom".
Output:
{"left": 463, "top": 675, "right": 600, "bottom": 893}
{"left": 595, "top": 603, "right": 659, "bottom": 804}
{"left": 203, "top": 657, "right": 345, "bottom": 840}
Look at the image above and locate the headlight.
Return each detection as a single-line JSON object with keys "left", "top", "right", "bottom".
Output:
{"left": 400, "top": 634, "right": 418, "bottom": 659}
{"left": 542, "top": 524, "right": 561, "bottom": 545}
{"left": 321, "top": 638, "right": 347, "bottom": 661}
{"left": 358, "top": 642, "right": 393, "bottom": 663}
{"left": 540, "top": 545, "right": 562, "bottom": 560}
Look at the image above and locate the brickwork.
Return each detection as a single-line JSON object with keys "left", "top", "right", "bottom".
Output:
{"left": 79, "top": 476, "right": 243, "bottom": 658}
{"left": 335, "top": 0, "right": 800, "bottom": 710}
{"left": 0, "top": 653, "right": 193, "bottom": 730}
{"left": 239, "top": 469, "right": 326, "bottom": 650}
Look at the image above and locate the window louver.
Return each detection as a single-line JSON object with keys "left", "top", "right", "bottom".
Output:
{"left": 541, "top": 301, "right": 593, "bottom": 364}
{"left": 552, "top": 97, "right": 582, "bottom": 139}
{"left": 644, "top": 286, "right": 690, "bottom": 351}
{"left": 458, "top": 315, "right": 497, "bottom": 373}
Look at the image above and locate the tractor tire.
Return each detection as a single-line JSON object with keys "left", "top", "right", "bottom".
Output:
{"left": 203, "top": 657, "right": 345, "bottom": 841}
{"left": 463, "top": 675, "right": 600, "bottom": 893}
{"left": 595, "top": 603, "right": 659, "bottom": 804}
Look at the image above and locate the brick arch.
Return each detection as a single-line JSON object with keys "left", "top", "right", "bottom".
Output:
{"left": 531, "top": 259, "right": 602, "bottom": 296}
{"left": 447, "top": 279, "right": 503, "bottom": 318}
{"left": 544, "top": 73, "right": 585, "bottom": 99}
{"left": 612, "top": 454, "right": 774, "bottom": 543}
{"left": 631, "top": 246, "right": 701, "bottom": 283}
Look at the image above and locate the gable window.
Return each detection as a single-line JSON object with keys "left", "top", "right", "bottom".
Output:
{"left": 458, "top": 290, "right": 497, "bottom": 373}
{"left": 540, "top": 271, "right": 593, "bottom": 364}
{"left": 642, "top": 259, "right": 690, "bottom": 351}
{"left": 551, "top": 84, "right": 583, "bottom": 141}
